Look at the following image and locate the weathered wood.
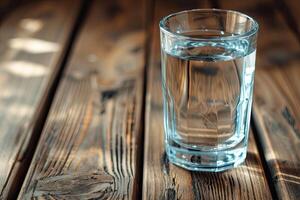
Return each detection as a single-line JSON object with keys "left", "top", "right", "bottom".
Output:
{"left": 18, "top": 0, "right": 146, "bottom": 199}
{"left": 218, "top": 0, "right": 300, "bottom": 199}
{"left": 142, "top": 0, "right": 272, "bottom": 199}
{"left": 0, "top": 0, "right": 80, "bottom": 199}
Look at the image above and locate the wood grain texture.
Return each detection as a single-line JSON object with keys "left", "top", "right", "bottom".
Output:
{"left": 18, "top": 0, "right": 146, "bottom": 199}
{"left": 142, "top": 0, "right": 271, "bottom": 199}
{"left": 0, "top": 0, "right": 80, "bottom": 199}
{"left": 218, "top": 0, "right": 300, "bottom": 199}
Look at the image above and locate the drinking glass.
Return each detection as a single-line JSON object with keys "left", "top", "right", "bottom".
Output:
{"left": 160, "top": 9, "right": 258, "bottom": 172}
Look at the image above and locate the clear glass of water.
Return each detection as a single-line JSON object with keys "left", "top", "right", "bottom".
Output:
{"left": 160, "top": 9, "right": 258, "bottom": 172}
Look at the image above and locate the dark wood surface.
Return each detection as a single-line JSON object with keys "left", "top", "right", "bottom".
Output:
{"left": 217, "top": 0, "right": 300, "bottom": 199}
{"left": 0, "top": 0, "right": 80, "bottom": 199}
{"left": 17, "top": 0, "right": 146, "bottom": 199}
{"left": 280, "top": 0, "right": 300, "bottom": 37}
{"left": 0, "top": 0, "right": 298, "bottom": 199}
{"left": 142, "top": 0, "right": 271, "bottom": 199}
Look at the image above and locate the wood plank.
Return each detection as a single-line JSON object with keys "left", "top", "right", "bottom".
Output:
{"left": 218, "top": 0, "right": 300, "bottom": 199}
{"left": 0, "top": 0, "right": 80, "bottom": 199}
{"left": 18, "top": 0, "right": 146, "bottom": 199}
{"left": 142, "top": 0, "right": 272, "bottom": 199}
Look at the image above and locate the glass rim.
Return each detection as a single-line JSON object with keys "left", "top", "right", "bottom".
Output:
{"left": 159, "top": 8, "right": 259, "bottom": 41}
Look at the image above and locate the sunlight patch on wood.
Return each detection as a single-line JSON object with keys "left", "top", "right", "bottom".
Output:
{"left": 1, "top": 61, "right": 48, "bottom": 77}
{"left": 20, "top": 18, "right": 44, "bottom": 33}
{"left": 9, "top": 38, "right": 60, "bottom": 54}
{"left": 7, "top": 104, "right": 33, "bottom": 118}
{"left": 239, "top": 165, "right": 263, "bottom": 174}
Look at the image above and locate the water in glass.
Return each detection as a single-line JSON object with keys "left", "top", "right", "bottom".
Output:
{"left": 161, "top": 30, "right": 256, "bottom": 171}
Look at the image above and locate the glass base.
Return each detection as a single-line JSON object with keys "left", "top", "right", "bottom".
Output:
{"left": 166, "top": 142, "right": 247, "bottom": 172}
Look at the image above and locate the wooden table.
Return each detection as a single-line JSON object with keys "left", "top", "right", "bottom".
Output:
{"left": 0, "top": 0, "right": 299, "bottom": 199}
